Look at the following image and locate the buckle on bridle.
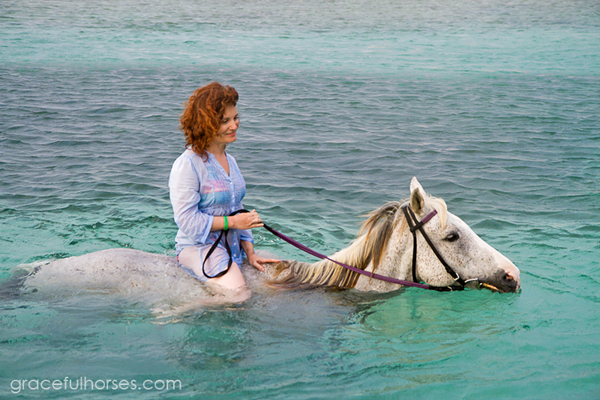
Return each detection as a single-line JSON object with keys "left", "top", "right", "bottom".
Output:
{"left": 463, "top": 278, "right": 482, "bottom": 290}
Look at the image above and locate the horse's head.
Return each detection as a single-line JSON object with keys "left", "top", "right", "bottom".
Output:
{"left": 406, "top": 178, "right": 520, "bottom": 293}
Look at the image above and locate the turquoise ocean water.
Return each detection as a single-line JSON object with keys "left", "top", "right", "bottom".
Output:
{"left": 1, "top": 0, "right": 599, "bottom": 398}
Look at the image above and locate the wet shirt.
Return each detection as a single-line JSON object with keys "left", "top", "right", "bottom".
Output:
{"left": 169, "top": 149, "right": 253, "bottom": 267}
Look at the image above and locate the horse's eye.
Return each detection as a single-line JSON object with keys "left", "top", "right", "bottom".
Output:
{"left": 444, "top": 232, "right": 460, "bottom": 242}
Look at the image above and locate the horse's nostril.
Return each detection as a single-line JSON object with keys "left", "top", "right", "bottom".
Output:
{"left": 503, "top": 264, "right": 521, "bottom": 285}
{"left": 502, "top": 271, "right": 521, "bottom": 292}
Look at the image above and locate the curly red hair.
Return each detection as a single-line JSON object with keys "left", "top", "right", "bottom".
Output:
{"left": 180, "top": 82, "right": 239, "bottom": 160}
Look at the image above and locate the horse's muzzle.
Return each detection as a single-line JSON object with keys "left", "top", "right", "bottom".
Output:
{"left": 485, "top": 264, "right": 520, "bottom": 293}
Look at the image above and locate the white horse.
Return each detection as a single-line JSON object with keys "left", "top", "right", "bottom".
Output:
{"left": 10, "top": 178, "right": 520, "bottom": 311}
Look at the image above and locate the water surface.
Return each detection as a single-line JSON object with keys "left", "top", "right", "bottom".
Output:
{"left": 1, "top": 0, "right": 599, "bottom": 398}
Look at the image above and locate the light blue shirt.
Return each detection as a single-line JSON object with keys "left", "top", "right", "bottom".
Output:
{"left": 169, "top": 149, "right": 253, "bottom": 267}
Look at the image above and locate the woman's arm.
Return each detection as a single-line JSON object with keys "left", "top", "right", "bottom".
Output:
{"left": 212, "top": 209, "right": 264, "bottom": 231}
{"left": 169, "top": 155, "right": 215, "bottom": 244}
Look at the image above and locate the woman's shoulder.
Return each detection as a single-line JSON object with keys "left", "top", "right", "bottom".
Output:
{"left": 171, "top": 148, "right": 208, "bottom": 172}
{"left": 174, "top": 148, "right": 205, "bottom": 163}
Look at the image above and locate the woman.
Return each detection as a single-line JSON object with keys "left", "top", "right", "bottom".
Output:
{"left": 169, "top": 82, "right": 278, "bottom": 299}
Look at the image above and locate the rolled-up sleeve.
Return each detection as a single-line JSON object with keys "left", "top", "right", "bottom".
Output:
{"left": 240, "top": 229, "right": 254, "bottom": 244}
{"left": 169, "top": 155, "right": 214, "bottom": 244}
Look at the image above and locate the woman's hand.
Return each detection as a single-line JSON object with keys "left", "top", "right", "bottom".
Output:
{"left": 241, "top": 239, "right": 280, "bottom": 272}
{"left": 247, "top": 252, "right": 280, "bottom": 272}
{"left": 230, "top": 209, "right": 264, "bottom": 230}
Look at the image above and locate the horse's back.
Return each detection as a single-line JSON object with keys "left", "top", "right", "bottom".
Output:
{"left": 42, "top": 248, "right": 176, "bottom": 275}
{"left": 23, "top": 248, "right": 186, "bottom": 295}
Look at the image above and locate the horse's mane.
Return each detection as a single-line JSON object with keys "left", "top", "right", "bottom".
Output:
{"left": 269, "top": 195, "right": 448, "bottom": 289}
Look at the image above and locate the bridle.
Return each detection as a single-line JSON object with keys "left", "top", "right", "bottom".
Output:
{"left": 401, "top": 205, "right": 480, "bottom": 291}
{"left": 206, "top": 207, "right": 483, "bottom": 291}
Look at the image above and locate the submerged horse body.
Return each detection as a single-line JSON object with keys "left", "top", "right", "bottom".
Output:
{"left": 13, "top": 178, "right": 520, "bottom": 304}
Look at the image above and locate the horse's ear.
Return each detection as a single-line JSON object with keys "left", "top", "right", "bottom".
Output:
{"left": 410, "top": 188, "right": 425, "bottom": 214}
{"left": 410, "top": 177, "right": 426, "bottom": 214}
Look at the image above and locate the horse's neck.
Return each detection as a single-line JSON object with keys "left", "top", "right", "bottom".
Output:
{"left": 316, "top": 233, "right": 371, "bottom": 271}
{"left": 353, "top": 226, "right": 414, "bottom": 291}
{"left": 296, "top": 234, "right": 374, "bottom": 288}
{"left": 306, "top": 224, "right": 412, "bottom": 290}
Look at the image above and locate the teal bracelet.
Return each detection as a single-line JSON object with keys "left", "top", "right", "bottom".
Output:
{"left": 223, "top": 216, "right": 229, "bottom": 231}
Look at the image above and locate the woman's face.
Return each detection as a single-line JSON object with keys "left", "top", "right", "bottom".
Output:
{"left": 216, "top": 105, "right": 239, "bottom": 145}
